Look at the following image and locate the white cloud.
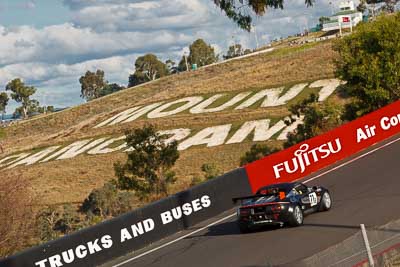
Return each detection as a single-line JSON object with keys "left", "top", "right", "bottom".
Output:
{"left": 62, "top": 0, "right": 140, "bottom": 10}
{"left": 69, "top": 0, "right": 212, "bottom": 32}
{"left": 0, "top": 23, "right": 193, "bottom": 66}
{"left": 0, "top": 54, "right": 136, "bottom": 112}
{"left": 0, "top": 54, "right": 134, "bottom": 85}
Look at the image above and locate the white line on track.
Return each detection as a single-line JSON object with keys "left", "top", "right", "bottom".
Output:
{"left": 302, "top": 136, "right": 400, "bottom": 184}
{"left": 112, "top": 136, "right": 400, "bottom": 267}
{"left": 112, "top": 213, "right": 236, "bottom": 267}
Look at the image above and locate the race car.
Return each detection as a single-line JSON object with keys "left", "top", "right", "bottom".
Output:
{"left": 232, "top": 182, "right": 332, "bottom": 233}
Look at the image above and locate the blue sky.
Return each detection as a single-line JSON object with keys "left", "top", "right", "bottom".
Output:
{"left": 0, "top": 0, "right": 348, "bottom": 114}
{"left": 0, "top": 1, "right": 70, "bottom": 27}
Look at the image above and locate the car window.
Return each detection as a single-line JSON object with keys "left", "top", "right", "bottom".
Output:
{"left": 294, "top": 184, "right": 308, "bottom": 195}
{"left": 257, "top": 187, "right": 279, "bottom": 195}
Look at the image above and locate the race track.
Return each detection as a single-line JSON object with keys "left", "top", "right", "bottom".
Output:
{"left": 104, "top": 135, "right": 400, "bottom": 267}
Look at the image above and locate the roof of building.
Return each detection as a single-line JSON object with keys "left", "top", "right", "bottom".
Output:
{"left": 334, "top": 10, "right": 359, "bottom": 16}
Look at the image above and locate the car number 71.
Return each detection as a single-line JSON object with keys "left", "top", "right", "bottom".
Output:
{"left": 309, "top": 192, "right": 318, "bottom": 207}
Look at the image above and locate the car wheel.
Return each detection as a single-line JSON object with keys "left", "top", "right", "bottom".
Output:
{"left": 289, "top": 205, "right": 303, "bottom": 227}
{"left": 319, "top": 191, "right": 332, "bottom": 212}
{"left": 238, "top": 222, "right": 250, "bottom": 233}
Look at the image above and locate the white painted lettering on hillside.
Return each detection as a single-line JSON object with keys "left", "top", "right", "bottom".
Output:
{"left": 94, "top": 102, "right": 163, "bottom": 128}
{"left": 277, "top": 116, "right": 305, "bottom": 140}
{"left": 1, "top": 79, "right": 342, "bottom": 170}
{"left": 177, "top": 124, "right": 232, "bottom": 150}
{"left": 190, "top": 92, "right": 251, "bottom": 114}
{"left": 7, "top": 146, "right": 60, "bottom": 169}
{"left": 235, "top": 83, "right": 308, "bottom": 109}
{"left": 0, "top": 153, "right": 30, "bottom": 168}
{"left": 1, "top": 117, "right": 306, "bottom": 170}
{"left": 94, "top": 79, "right": 341, "bottom": 128}
{"left": 40, "top": 139, "right": 106, "bottom": 163}
{"left": 226, "top": 119, "right": 286, "bottom": 144}
{"left": 147, "top": 97, "right": 203, "bottom": 118}
{"left": 309, "top": 79, "right": 344, "bottom": 101}
{"left": 87, "top": 136, "right": 127, "bottom": 155}
{"left": 158, "top": 129, "right": 192, "bottom": 145}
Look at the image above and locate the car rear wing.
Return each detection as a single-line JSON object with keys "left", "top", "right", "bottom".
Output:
{"left": 232, "top": 191, "right": 286, "bottom": 203}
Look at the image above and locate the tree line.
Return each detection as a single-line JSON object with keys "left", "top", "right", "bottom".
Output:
{"left": 0, "top": 79, "right": 54, "bottom": 121}
{"left": 0, "top": 38, "right": 251, "bottom": 121}
{"left": 80, "top": 39, "right": 253, "bottom": 102}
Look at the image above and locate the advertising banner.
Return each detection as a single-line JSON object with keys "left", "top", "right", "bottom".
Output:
{"left": 245, "top": 100, "right": 400, "bottom": 193}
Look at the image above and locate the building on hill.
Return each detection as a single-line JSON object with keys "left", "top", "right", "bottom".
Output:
{"left": 322, "top": 1, "right": 363, "bottom": 33}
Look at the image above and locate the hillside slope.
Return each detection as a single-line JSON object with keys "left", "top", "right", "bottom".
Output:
{"left": 0, "top": 41, "right": 338, "bottom": 206}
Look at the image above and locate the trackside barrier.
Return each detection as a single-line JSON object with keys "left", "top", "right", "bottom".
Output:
{"left": 245, "top": 100, "right": 400, "bottom": 192}
{"left": 354, "top": 242, "right": 400, "bottom": 267}
{"left": 284, "top": 218, "right": 400, "bottom": 267}
{"left": 0, "top": 169, "right": 252, "bottom": 267}
{"left": 2, "top": 100, "right": 400, "bottom": 267}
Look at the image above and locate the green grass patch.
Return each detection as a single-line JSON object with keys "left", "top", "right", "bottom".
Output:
{"left": 204, "top": 94, "right": 235, "bottom": 109}
{"left": 286, "top": 86, "right": 321, "bottom": 106}
{"left": 161, "top": 102, "right": 189, "bottom": 112}
{"left": 270, "top": 41, "right": 324, "bottom": 57}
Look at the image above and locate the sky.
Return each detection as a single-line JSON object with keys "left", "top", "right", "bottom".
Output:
{"left": 0, "top": 0, "right": 351, "bottom": 114}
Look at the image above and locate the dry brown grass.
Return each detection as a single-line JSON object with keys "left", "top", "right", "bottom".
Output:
{"left": 0, "top": 139, "right": 282, "bottom": 206}
{"left": 0, "top": 172, "right": 37, "bottom": 257}
{"left": 0, "top": 40, "right": 338, "bottom": 207}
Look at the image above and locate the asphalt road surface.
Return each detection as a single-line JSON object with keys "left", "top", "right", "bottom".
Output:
{"left": 104, "top": 135, "right": 400, "bottom": 267}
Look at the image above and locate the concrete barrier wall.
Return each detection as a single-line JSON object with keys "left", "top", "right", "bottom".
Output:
{"left": 0, "top": 168, "right": 252, "bottom": 267}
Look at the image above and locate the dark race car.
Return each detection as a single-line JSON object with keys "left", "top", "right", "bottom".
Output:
{"left": 232, "top": 182, "right": 332, "bottom": 233}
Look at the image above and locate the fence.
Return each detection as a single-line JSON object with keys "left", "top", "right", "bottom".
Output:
{"left": 295, "top": 219, "right": 400, "bottom": 267}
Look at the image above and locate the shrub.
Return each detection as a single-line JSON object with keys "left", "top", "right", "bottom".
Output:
{"left": 240, "top": 144, "right": 280, "bottom": 166}
{"left": 201, "top": 163, "right": 221, "bottom": 180}
{"left": 334, "top": 13, "right": 400, "bottom": 120}
{"left": 80, "top": 181, "right": 135, "bottom": 218}
{"left": 114, "top": 125, "right": 179, "bottom": 200}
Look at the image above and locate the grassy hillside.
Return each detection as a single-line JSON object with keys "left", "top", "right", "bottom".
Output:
{"left": 0, "top": 40, "right": 338, "bottom": 207}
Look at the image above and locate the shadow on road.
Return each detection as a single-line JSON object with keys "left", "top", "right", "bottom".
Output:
{"left": 185, "top": 220, "right": 282, "bottom": 239}
{"left": 183, "top": 221, "right": 240, "bottom": 239}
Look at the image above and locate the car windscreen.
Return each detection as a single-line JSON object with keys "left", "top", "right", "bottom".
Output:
{"left": 256, "top": 186, "right": 289, "bottom": 195}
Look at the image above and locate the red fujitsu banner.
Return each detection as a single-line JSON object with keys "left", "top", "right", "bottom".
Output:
{"left": 245, "top": 100, "right": 400, "bottom": 193}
